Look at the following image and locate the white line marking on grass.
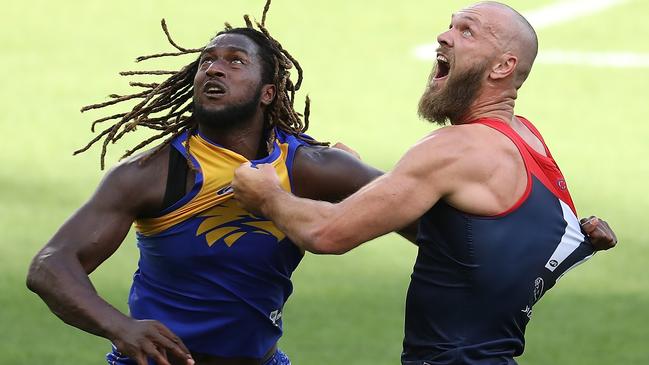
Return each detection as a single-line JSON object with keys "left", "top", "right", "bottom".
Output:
{"left": 413, "top": 0, "right": 630, "bottom": 63}
{"left": 525, "top": 0, "right": 628, "bottom": 30}
{"left": 537, "top": 50, "right": 649, "bottom": 68}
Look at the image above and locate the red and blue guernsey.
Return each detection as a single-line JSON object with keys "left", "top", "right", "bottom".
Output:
{"left": 402, "top": 117, "right": 596, "bottom": 365}
{"left": 107, "top": 129, "right": 308, "bottom": 364}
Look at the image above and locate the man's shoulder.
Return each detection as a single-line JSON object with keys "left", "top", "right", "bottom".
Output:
{"left": 293, "top": 144, "right": 380, "bottom": 176}
{"left": 108, "top": 145, "right": 170, "bottom": 182}
{"left": 294, "top": 144, "right": 345, "bottom": 163}
{"left": 407, "top": 124, "right": 510, "bottom": 179}
{"left": 291, "top": 145, "right": 382, "bottom": 201}
{"left": 97, "top": 145, "right": 171, "bottom": 214}
{"left": 414, "top": 125, "right": 483, "bottom": 159}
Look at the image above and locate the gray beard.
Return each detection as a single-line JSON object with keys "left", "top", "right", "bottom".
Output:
{"left": 417, "top": 61, "right": 488, "bottom": 125}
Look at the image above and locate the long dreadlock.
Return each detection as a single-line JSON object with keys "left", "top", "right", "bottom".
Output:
{"left": 76, "top": 0, "right": 325, "bottom": 170}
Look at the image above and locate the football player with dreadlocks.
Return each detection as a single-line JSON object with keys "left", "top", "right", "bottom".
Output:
{"left": 27, "top": 2, "right": 383, "bottom": 364}
{"left": 26, "top": 1, "right": 617, "bottom": 364}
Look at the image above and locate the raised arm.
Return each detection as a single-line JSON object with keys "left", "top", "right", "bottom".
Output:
{"left": 291, "top": 144, "right": 419, "bottom": 242}
{"left": 233, "top": 130, "right": 468, "bottom": 254}
{"left": 234, "top": 126, "right": 620, "bottom": 255}
{"left": 26, "top": 153, "right": 194, "bottom": 365}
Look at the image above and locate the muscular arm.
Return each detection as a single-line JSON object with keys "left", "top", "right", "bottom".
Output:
{"left": 233, "top": 126, "right": 616, "bottom": 254}
{"left": 236, "top": 128, "right": 620, "bottom": 254}
{"left": 291, "top": 145, "right": 419, "bottom": 242}
{"left": 26, "top": 151, "right": 194, "bottom": 365}
{"left": 233, "top": 129, "right": 473, "bottom": 254}
{"left": 27, "top": 163, "right": 143, "bottom": 335}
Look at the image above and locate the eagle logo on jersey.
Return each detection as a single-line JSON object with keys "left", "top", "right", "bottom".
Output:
{"left": 196, "top": 200, "right": 286, "bottom": 247}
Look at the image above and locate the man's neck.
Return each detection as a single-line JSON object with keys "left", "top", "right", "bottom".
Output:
{"left": 197, "top": 114, "right": 267, "bottom": 160}
{"left": 456, "top": 88, "right": 517, "bottom": 125}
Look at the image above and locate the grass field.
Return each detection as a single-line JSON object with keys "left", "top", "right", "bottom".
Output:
{"left": 2, "top": 0, "right": 648, "bottom": 364}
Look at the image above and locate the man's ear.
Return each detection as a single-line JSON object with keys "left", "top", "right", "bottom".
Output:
{"left": 489, "top": 53, "right": 517, "bottom": 80}
{"left": 260, "top": 84, "right": 276, "bottom": 106}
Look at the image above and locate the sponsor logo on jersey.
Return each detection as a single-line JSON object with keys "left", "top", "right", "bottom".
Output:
{"left": 269, "top": 309, "right": 283, "bottom": 327}
{"left": 521, "top": 305, "right": 533, "bottom": 320}
{"left": 533, "top": 277, "right": 544, "bottom": 303}
{"left": 216, "top": 184, "right": 233, "bottom": 196}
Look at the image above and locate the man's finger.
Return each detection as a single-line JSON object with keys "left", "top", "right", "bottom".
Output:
{"left": 580, "top": 216, "right": 596, "bottom": 224}
{"left": 581, "top": 223, "right": 598, "bottom": 236}
{"left": 594, "top": 223, "right": 608, "bottom": 236}
{"left": 580, "top": 216, "right": 604, "bottom": 236}
{"left": 259, "top": 163, "right": 275, "bottom": 172}
{"left": 155, "top": 332, "right": 193, "bottom": 363}
{"left": 580, "top": 216, "right": 598, "bottom": 227}
{"left": 133, "top": 352, "right": 149, "bottom": 365}
{"left": 332, "top": 142, "right": 361, "bottom": 159}
{"left": 143, "top": 342, "right": 171, "bottom": 365}
{"left": 155, "top": 323, "right": 192, "bottom": 355}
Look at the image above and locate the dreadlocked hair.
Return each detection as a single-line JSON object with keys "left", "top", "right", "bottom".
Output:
{"left": 76, "top": 0, "right": 326, "bottom": 170}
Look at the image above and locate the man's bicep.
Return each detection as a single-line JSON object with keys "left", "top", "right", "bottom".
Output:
{"left": 374, "top": 165, "right": 442, "bottom": 229}
{"left": 55, "top": 202, "right": 134, "bottom": 273}
{"left": 321, "top": 170, "right": 433, "bottom": 250}
{"left": 365, "top": 141, "right": 455, "bottom": 230}
{"left": 292, "top": 146, "right": 383, "bottom": 202}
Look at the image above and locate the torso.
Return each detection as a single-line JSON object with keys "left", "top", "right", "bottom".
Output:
{"left": 120, "top": 129, "right": 309, "bottom": 359}
{"left": 402, "top": 117, "right": 595, "bottom": 364}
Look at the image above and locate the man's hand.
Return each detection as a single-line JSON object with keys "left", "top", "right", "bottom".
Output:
{"left": 580, "top": 216, "right": 617, "bottom": 251}
{"left": 111, "top": 319, "right": 194, "bottom": 365}
{"left": 332, "top": 142, "right": 361, "bottom": 159}
{"left": 232, "top": 162, "right": 283, "bottom": 216}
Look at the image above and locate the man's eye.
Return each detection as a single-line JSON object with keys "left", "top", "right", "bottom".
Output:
{"left": 231, "top": 59, "right": 244, "bottom": 65}
{"left": 462, "top": 29, "right": 472, "bottom": 37}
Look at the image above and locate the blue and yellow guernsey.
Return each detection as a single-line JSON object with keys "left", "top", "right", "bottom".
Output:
{"left": 123, "top": 129, "right": 307, "bottom": 359}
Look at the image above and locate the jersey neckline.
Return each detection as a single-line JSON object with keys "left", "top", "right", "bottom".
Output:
{"left": 196, "top": 129, "right": 282, "bottom": 165}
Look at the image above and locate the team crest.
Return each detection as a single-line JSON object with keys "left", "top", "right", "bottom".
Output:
{"left": 196, "top": 200, "right": 285, "bottom": 247}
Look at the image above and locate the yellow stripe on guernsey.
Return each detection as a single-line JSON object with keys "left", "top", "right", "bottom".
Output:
{"left": 135, "top": 134, "right": 291, "bottom": 240}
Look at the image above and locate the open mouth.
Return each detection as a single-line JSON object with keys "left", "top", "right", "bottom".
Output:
{"left": 203, "top": 80, "right": 226, "bottom": 97}
{"left": 434, "top": 54, "right": 450, "bottom": 80}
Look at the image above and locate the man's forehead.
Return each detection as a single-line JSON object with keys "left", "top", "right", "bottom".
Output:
{"left": 455, "top": 2, "right": 512, "bottom": 25}
{"left": 204, "top": 33, "right": 258, "bottom": 53}
{"left": 451, "top": 9, "right": 483, "bottom": 25}
{"left": 453, "top": 4, "right": 508, "bottom": 40}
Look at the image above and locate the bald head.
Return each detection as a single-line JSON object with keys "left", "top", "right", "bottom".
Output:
{"left": 468, "top": 2, "right": 538, "bottom": 88}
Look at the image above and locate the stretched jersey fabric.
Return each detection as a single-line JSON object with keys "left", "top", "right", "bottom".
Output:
{"left": 108, "top": 129, "right": 308, "bottom": 363}
{"left": 402, "top": 117, "right": 595, "bottom": 365}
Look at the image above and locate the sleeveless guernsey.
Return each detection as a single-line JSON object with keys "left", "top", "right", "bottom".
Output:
{"left": 402, "top": 117, "right": 595, "bottom": 364}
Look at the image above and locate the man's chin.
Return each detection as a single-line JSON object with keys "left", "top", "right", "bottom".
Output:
{"left": 195, "top": 97, "right": 228, "bottom": 110}
{"left": 197, "top": 105, "right": 227, "bottom": 115}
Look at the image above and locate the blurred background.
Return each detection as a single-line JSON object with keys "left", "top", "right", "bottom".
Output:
{"left": 1, "top": 0, "right": 647, "bottom": 363}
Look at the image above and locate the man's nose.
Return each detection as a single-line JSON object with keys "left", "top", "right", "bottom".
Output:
{"left": 206, "top": 61, "right": 226, "bottom": 77}
{"left": 437, "top": 30, "right": 453, "bottom": 48}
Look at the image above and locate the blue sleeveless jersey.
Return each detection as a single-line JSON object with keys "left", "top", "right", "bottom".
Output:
{"left": 402, "top": 118, "right": 596, "bottom": 364}
{"left": 110, "top": 129, "right": 308, "bottom": 362}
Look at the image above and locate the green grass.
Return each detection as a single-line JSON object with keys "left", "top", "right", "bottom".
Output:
{"left": 2, "top": 0, "right": 648, "bottom": 364}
